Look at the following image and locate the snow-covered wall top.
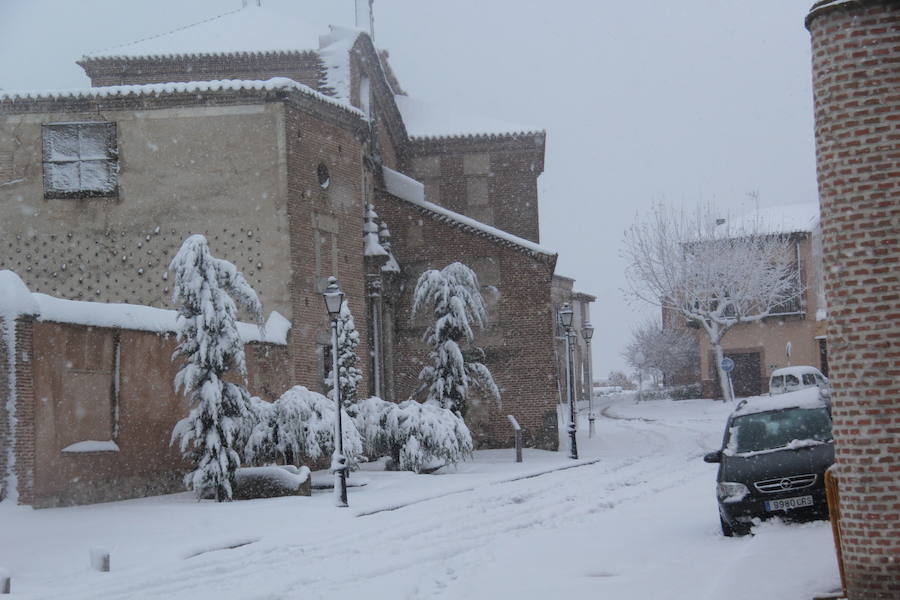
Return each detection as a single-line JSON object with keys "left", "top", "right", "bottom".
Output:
{"left": 394, "top": 95, "right": 542, "bottom": 140}
{"left": 717, "top": 202, "right": 820, "bottom": 236}
{"left": 318, "top": 26, "right": 364, "bottom": 104}
{"left": 0, "top": 271, "right": 289, "bottom": 344}
{"left": 381, "top": 168, "right": 555, "bottom": 258}
{"left": 0, "top": 78, "right": 364, "bottom": 119}
{"left": 84, "top": 4, "right": 324, "bottom": 60}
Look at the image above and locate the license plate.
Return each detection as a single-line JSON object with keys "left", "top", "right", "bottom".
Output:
{"left": 765, "top": 495, "right": 814, "bottom": 512}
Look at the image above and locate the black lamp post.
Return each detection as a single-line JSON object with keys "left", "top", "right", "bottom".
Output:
{"left": 558, "top": 303, "right": 577, "bottom": 459}
{"left": 582, "top": 321, "right": 595, "bottom": 437}
{"left": 323, "top": 276, "right": 348, "bottom": 507}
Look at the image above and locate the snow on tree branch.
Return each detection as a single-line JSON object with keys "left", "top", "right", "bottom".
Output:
{"left": 410, "top": 262, "right": 499, "bottom": 416}
{"left": 168, "top": 234, "right": 263, "bottom": 501}
{"left": 323, "top": 300, "right": 362, "bottom": 408}
{"left": 623, "top": 203, "right": 802, "bottom": 401}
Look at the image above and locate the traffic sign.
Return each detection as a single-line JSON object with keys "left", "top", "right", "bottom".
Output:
{"left": 721, "top": 357, "right": 735, "bottom": 373}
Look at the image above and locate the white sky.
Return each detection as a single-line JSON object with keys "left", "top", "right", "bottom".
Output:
{"left": 0, "top": 0, "right": 819, "bottom": 376}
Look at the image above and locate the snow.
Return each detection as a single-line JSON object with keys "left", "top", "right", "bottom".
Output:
{"left": 394, "top": 94, "right": 542, "bottom": 140}
{"left": 84, "top": 4, "right": 324, "bottom": 60}
{"left": 31, "top": 293, "right": 289, "bottom": 345}
{"left": 717, "top": 202, "right": 820, "bottom": 235}
{"left": 318, "top": 26, "right": 364, "bottom": 104}
{"left": 0, "top": 271, "right": 39, "bottom": 317}
{"left": 0, "top": 78, "right": 365, "bottom": 120}
{"left": 0, "top": 395, "right": 840, "bottom": 599}
{"left": 234, "top": 465, "right": 310, "bottom": 489}
{"left": 61, "top": 441, "right": 120, "bottom": 454}
{"left": 732, "top": 387, "right": 826, "bottom": 417}
{"left": 382, "top": 167, "right": 556, "bottom": 257}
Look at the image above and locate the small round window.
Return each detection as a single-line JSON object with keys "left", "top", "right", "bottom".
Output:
{"left": 317, "top": 163, "right": 331, "bottom": 189}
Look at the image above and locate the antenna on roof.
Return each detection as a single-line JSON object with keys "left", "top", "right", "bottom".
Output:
{"left": 355, "top": 0, "right": 374, "bottom": 40}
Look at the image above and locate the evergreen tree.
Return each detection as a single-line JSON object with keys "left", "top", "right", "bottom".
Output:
{"left": 169, "top": 234, "right": 262, "bottom": 501}
{"left": 324, "top": 300, "right": 362, "bottom": 408}
{"left": 411, "top": 262, "right": 500, "bottom": 416}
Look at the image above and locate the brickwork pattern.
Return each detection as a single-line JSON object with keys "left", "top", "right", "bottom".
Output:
{"left": 405, "top": 135, "right": 545, "bottom": 244}
{"left": 283, "top": 104, "right": 372, "bottom": 395}
{"left": 807, "top": 1, "right": 900, "bottom": 596}
{"left": 78, "top": 53, "right": 326, "bottom": 90}
{"left": 377, "top": 190, "right": 559, "bottom": 450}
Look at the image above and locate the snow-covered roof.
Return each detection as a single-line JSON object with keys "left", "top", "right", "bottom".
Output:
{"left": 84, "top": 4, "right": 325, "bottom": 60}
{"left": 394, "top": 95, "right": 542, "bottom": 140}
{"left": 732, "top": 388, "right": 826, "bottom": 418}
{"left": 0, "top": 78, "right": 364, "bottom": 119}
{"left": 0, "top": 271, "right": 290, "bottom": 344}
{"left": 318, "top": 26, "right": 364, "bottom": 104}
{"left": 381, "top": 167, "right": 555, "bottom": 258}
{"left": 718, "top": 203, "right": 820, "bottom": 236}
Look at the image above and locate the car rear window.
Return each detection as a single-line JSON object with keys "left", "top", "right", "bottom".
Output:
{"left": 729, "top": 407, "right": 832, "bottom": 453}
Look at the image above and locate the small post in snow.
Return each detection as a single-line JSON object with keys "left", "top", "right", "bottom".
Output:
{"left": 90, "top": 548, "right": 110, "bottom": 572}
{"left": 0, "top": 571, "right": 10, "bottom": 594}
{"left": 507, "top": 415, "right": 523, "bottom": 463}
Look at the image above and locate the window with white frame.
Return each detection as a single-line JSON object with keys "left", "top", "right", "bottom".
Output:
{"left": 42, "top": 122, "right": 118, "bottom": 198}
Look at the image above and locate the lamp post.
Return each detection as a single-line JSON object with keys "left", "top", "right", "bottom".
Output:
{"left": 582, "top": 321, "right": 595, "bottom": 438}
{"left": 558, "top": 303, "right": 577, "bottom": 459}
{"left": 323, "top": 276, "right": 348, "bottom": 507}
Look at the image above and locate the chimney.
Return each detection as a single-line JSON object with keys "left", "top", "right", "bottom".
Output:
{"left": 355, "top": 0, "right": 375, "bottom": 41}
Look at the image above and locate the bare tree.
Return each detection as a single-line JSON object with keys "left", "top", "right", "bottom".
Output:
{"left": 623, "top": 203, "right": 801, "bottom": 401}
{"left": 623, "top": 317, "right": 698, "bottom": 385}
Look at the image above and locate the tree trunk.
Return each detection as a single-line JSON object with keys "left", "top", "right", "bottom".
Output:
{"left": 712, "top": 342, "right": 733, "bottom": 402}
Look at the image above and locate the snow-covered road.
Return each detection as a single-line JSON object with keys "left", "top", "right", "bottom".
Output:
{"left": 0, "top": 396, "right": 841, "bottom": 599}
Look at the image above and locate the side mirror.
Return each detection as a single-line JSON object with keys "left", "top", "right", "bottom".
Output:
{"left": 703, "top": 451, "right": 722, "bottom": 463}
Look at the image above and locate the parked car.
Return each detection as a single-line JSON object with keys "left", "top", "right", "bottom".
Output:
{"left": 703, "top": 388, "right": 834, "bottom": 536}
{"left": 769, "top": 366, "right": 828, "bottom": 395}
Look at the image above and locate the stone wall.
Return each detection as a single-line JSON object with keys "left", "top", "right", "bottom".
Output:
{"left": 806, "top": 1, "right": 900, "bottom": 597}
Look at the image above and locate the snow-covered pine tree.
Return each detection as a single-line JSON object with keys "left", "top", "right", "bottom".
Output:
{"left": 169, "top": 234, "right": 263, "bottom": 502}
{"left": 324, "top": 300, "right": 362, "bottom": 408}
{"left": 411, "top": 262, "right": 500, "bottom": 416}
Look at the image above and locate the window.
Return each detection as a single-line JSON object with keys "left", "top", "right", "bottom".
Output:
{"left": 42, "top": 122, "right": 118, "bottom": 198}
{"left": 317, "top": 163, "right": 331, "bottom": 189}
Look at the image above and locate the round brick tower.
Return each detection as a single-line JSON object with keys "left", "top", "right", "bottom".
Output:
{"left": 805, "top": 1, "right": 900, "bottom": 597}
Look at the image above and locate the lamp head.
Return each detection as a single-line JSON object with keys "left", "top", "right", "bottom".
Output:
{"left": 323, "top": 276, "right": 344, "bottom": 318}
{"left": 558, "top": 303, "right": 574, "bottom": 328}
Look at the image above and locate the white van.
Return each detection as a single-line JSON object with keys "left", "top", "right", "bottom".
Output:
{"left": 769, "top": 366, "right": 829, "bottom": 396}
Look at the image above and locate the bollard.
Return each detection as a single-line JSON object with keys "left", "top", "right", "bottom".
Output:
{"left": 1, "top": 575, "right": 9, "bottom": 594}
{"left": 507, "top": 415, "right": 523, "bottom": 463}
{"left": 90, "top": 548, "right": 110, "bottom": 572}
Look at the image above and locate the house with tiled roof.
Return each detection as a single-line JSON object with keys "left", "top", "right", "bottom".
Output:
{"left": 0, "top": 2, "right": 575, "bottom": 506}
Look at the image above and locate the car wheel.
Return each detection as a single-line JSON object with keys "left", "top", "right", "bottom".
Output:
{"left": 720, "top": 516, "right": 751, "bottom": 537}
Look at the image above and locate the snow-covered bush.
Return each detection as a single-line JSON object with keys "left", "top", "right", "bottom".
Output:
{"left": 245, "top": 386, "right": 362, "bottom": 467}
{"left": 353, "top": 396, "right": 473, "bottom": 473}
{"left": 169, "top": 234, "right": 262, "bottom": 502}
{"left": 411, "top": 262, "right": 500, "bottom": 416}
{"left": 323, "top": 300, "right": 362, "bottom": 408}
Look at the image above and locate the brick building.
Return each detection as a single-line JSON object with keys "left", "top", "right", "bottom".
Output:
{"left": 0, "top": 3, "right": 584, "bottom": 506}
{"left": 806, "top": 0, "right": 899, "bottom": 597}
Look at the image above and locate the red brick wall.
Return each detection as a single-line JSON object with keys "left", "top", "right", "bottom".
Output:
{"left": 377, "top": 190, "right": 559, "bottom": 450}
{"left": 12, "top": 319, "right": 290, "bottom": 508}
{"left": 0, "top": 316, "right": 36, "bottom": 505}
{"left": 806, "top": 1, "right": 900, "bottom": 596}
{"left": 283, "top": 104, "right": 372, "bottom": 395}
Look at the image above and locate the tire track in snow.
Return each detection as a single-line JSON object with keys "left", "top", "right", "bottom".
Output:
{"left": 45, "top": 409, "right": 721, "bottom": 599}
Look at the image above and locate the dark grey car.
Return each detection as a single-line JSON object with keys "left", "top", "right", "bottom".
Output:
{"left": 704, "top": 392, "right": 834, "bottom": 536}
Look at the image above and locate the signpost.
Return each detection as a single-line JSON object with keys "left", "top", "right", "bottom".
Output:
{"left": 721, "top": 356, "right": 736, "bottom": 402}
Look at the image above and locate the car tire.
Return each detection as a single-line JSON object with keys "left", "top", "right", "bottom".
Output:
{"left": 720, "top": 516, "right": 751, "bottom": 537}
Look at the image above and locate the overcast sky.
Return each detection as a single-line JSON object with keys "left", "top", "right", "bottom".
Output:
{"left": 0, "top": 0, "right": 819, "bottom": 376}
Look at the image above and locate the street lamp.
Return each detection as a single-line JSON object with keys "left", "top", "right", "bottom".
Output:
{"left": 558, "top": 303, "right": 577, "bottom": 459}
{"left": 323, "top": 276, "right": 348, "bottom": 507}
{"left": 581, "top": 321, "right": 595, "bottom": 438}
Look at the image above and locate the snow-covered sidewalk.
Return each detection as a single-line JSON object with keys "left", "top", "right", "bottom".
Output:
{"left": 0, "top": 396, "right": 841, "bottom": 599}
